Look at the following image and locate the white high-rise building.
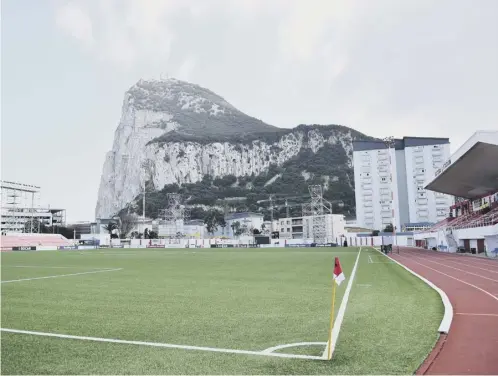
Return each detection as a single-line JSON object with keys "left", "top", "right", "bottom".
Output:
{"left": 353, "top": 137, "right": 453, "bottom": 231}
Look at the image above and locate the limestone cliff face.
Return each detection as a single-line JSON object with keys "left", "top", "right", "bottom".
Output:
{"left": 95, "top": 79, "right": 364, "bottom": 219}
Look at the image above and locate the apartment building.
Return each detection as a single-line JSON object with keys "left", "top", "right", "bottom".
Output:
{"left": 353, "top": 137, "right": 453, "bottom": 231}
{"left": 277, "top": 214, "right": 346, "bottom": 243}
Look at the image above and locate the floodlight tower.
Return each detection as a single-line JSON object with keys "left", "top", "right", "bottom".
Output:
{"left": 382, "top": 136, "right": 398, "bottom": 253}
{"left": 302, "top": 185, "right": 331, "bottom": 244}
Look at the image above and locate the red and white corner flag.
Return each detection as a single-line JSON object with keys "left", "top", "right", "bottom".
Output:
{"left": 333, "top": 257, "right": 346, "bottom": 286}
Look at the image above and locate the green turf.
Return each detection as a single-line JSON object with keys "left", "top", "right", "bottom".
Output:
{"left": 1, "top": 247, "right": 442, "bottom": 374}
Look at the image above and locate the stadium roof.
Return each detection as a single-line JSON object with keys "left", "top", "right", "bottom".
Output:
{"left": 425, "top": 131, "right": 498, "bottom": 199}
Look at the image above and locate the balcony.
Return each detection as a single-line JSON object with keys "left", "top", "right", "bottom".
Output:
{"left": 291, "top": 225, "right": 304, "bottom": 233}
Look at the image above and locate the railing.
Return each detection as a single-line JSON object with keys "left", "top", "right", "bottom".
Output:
{"left": 454, "top": 212, "right": 498, "bottom": 229}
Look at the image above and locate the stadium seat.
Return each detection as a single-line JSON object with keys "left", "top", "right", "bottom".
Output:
{"left": 0, "top": 234, "right": 73, "bottom": 250}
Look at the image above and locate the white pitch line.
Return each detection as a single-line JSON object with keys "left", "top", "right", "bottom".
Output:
{"left": 1, "top": 268, "right": 123, "bottom": 284}
{"left": 322, "top": 247, "right": 362, "bottom": 360}
{"left": 0, "top": 328, "right": 324, "bottom": 360}
{"left": 376, "top": 249, "right": 453, "bottom": 333}
{"left": 368, "top": 255, "right": 373, "bottom": 263}
{"left": 2, "top": 265, "right": 111, "bottom": 270}
{"left": 262, "top": 342, "right": 327, "bottom": 354}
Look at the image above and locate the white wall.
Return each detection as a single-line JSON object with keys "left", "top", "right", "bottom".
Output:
{"left": 331, "top": 214, "right": 346, "bottom": 242}
{"left": 224, "top": 215, "right": 264, "bottom": 238}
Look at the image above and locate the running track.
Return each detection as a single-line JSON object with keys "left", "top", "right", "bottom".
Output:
{"left": 390, "top": 247, "right": 498, "bottom": 375}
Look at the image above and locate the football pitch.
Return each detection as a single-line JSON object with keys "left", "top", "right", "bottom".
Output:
{"left": 1, "top": 247, "right": 442, "bottom": 375}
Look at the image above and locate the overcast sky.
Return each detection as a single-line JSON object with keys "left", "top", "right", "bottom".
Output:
{"left": 2, "top": 0, "right": 497, "bottom": 222}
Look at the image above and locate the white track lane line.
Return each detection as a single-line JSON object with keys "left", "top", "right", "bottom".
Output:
{"left": 402, "top": 249, "right": 498, "bottom": 273}
{"left": 397, "top": 255, "right": 498, "bottom": 303}
{"left": 405, "top": 249, "right": 498, "bottom": 269}
{"left": 405, "top": 253, "right": 498, "bottom": 283}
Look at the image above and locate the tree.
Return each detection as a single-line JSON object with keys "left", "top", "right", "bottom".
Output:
{"left": 104, "top": 222, "right": 119, "bottom": 238}
{"left": 118, "top": 213, "right": 137, "bottom": 239}
{"left": 253, "top": 228, "right": 261, "bottom": 235}
{"left": 231, "top": 221, "right": 243, "bottom": 237}
{"left": 148, "top": 230, "right": 158, "bottom": 239}
{"left": 238, "top": 224, "right": 248, "bottom": 237}
{"left": 383, "top": 224, "right": 394, "bottom": 233}
{"left": 372, "top": 230, "right": 380, "bottom": 236}
{"left": 204, "top": 209, "right": 222, "bottom": 235}
{"left": 220, "top": 220, "right": 227, "bottom": 235}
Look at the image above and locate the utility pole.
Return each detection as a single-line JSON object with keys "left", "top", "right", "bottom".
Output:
{"left": 383, "top": 136, "right": 398, "bottom": 254}
{"left": 30, "top": 192, "right": 34, "bottom": 233}
{"left": 269, "top": 195, "right": 274, "bottom": 232}
{"left": 142, "top": 167, "right": 146, "bottom": 240}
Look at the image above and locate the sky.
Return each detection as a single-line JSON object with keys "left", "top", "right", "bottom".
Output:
{"left": 1, "top": 0, "right": 497, "bottom": 223}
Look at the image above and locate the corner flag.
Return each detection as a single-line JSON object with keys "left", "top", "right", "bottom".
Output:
{"left": 333, "top": 257, "right": 345, "bottom": 286}
{"left": 326, "top": 256, "right": 346, "bottom": 360}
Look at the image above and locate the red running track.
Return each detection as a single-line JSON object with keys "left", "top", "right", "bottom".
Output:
{"left": 390, "top": 247, "right": 498, "bottom": 375}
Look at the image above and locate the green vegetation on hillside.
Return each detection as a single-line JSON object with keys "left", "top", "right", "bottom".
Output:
{"left": 134, "top": 143, "right": 355, "bottom": 221}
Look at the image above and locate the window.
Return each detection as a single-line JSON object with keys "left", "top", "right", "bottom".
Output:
{"left": 281, "top": 228, "right": 284, "bottom": 232}
{"left": 287, "top": 228, "right": 290, "bottom": 232}
{"left": 286, "top": 221, "right": 290, "bottom": 225}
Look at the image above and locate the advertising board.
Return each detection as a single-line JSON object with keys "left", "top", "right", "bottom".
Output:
{"left": 12, "top": 246, "right": 36, "bottom": 251}
{"left": 210, "top": 244, "right": 235, "bottom": 248}
{"left": 58, "top": 245, "right": 77, "bottom": 250}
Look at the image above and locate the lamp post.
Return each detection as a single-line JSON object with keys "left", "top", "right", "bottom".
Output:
{"left": 382, "top": 137, "right": 398, "bottom": 254}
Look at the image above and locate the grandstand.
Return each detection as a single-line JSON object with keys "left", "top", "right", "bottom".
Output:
{"left": 0, "top": 234, "right": 73, "bottom": 251}
{"left": 414, "top": 131, "right": 498, "bottom": 255}
{"left": 0, "top": 180, "right": 71, "bottom": 250}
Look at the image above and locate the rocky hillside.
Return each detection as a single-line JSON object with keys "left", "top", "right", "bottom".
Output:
{"left": 95, "top": 78, "right": 374, "bottom": 220}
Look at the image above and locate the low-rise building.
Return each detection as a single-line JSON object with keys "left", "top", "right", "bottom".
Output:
{"left": 277, "top": 214, "right": 346, "bottom": 243}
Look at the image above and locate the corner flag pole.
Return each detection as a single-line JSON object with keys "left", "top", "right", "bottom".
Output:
{"left": 327, "top": 277, "right": 337, "bottom": 360}
{"left": 327, "top": 257, "right": 345, "bottom": 360}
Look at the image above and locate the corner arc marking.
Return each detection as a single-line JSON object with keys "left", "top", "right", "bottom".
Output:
{"left": 262, "top": 342, "right": 327, "bottom": 354}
